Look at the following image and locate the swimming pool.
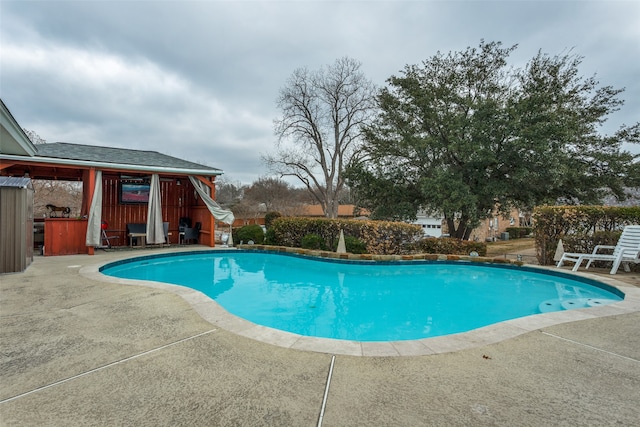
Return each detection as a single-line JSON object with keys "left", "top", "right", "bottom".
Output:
{"left": 100, "top": 250, "right": 624, "bottom": 342}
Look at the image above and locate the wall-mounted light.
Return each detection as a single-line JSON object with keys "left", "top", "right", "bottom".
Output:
{"left": 176, "top": 179, "right": 181, "bottom": 186}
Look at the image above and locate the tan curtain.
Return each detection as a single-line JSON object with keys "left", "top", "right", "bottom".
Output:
{"left": 189, "top": 176, "right": 235, "bottom": 225}
{"left": 85, "top": 170, "right": 102, "bottom": 246}
{"left": 146, "top": 174, "right": 165, "bottom": 244}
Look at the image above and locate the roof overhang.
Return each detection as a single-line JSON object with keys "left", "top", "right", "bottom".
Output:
{"left": 0, "top": 99, "right": 37, "bottom": 156}
{"left": 0, "top": 153, "right": 223, "bottom": 177}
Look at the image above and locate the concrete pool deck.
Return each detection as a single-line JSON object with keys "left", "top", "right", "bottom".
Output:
{"left": 1, "top": 247, "right": 639, "bottom": 425}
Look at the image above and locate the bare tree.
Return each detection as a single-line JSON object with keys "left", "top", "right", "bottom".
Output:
{"left": 243, "top": 177, "right": 290, "bottom": 211}
{"left": 230, "top": 198, "right": 263, "bottom": 225}
{"left": 243, "top": 176, "right": 310, "bottom": 216}
{"left": 33, "top": 180, "right": 82, "bottom": 218}
{"left": 264, "top": 57, "right": 377, "bottom": 218}
{"left": 23, "top": 128, "right": 47, "bottom": 145}
{"left": 214, "top": 176, "right": 246, "bottom": 209}
{"left": 20, "top": 130, "right": 82, "bottom": 217}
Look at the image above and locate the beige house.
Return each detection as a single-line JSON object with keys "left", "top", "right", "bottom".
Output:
{"left": 468, "top": 208, "right": 527, "bottom": 242}
{"left": 439, "top": 208, "right": 528, "bottom": 241}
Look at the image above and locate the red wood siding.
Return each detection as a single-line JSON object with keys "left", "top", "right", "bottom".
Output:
{"left": 44, "top": 218, "right": 88, "bottom": 256}
{"left": 191, "top": 206, "right": 214, "bottom": 246}
{"left": 40, "top": 175, "right": 220, "bottom": 253}
{"left": 100, "top": 175, "right": 212, "bottom": 246}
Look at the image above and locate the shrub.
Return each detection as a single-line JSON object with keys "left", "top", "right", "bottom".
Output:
{"left": 358, "top": 220, "right": 423, "bottom": 255}
{"left": 234, "top": 224, "right": 265, "bottom": 244}
{"left": 264, "top": 211, "right": 282, "bottom": 229}
{"left": 339, "top": 235, "right": 368, "bottom": 254}
{"left": 562, "top": 230, "right": 621, "bottom": 255}
{"left": 533, "top": 205, "right": 640, "bottom": 265}
{"left": 410, "top": 237, "right": 487, "bottom": 256}
{"left": 268, "top": 217, "right": 423, "bottom": 255}
{"left": 505, "top": 227, "right": 532, "bottom": 239}
{"left": 264, "top": 228, "right": 277, "bottom": 245}
{"left": 560, "top": 229, "right": 640, "bottom": 271}
{"left": 301, "top": 233, "right": 327, "bottom": 250}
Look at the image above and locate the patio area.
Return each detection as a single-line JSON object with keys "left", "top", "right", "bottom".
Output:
{"left": 1, "top": 248, "right": 639, "bottom": 426}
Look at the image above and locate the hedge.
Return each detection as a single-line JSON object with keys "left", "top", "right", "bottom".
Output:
{"left": 268, "top": 217, "right": 423, "bottom": 255}
{"left": 342, "top": 235, "right": 368, "bottom": 254}
{"left": 505, "top": 227, "right": 532, "bottom": 239}
{"left": 233, "top": 224, "right": 265, "bottom": 245}
{"left": 532, "top": 205, "right": 640, "bottom": 265}
{"left": 264, "top": 211, "right": 282, "bottom": 229}
{"left": 408, "top": 238, "right": 487, "bottom": 257}
{"left": 266, "top": 217, "right": 489, "bottom": 256}
{"left": 301, "top": 233, "right": 327, "bottom": 250}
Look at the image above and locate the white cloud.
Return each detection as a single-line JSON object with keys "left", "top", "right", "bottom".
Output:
{"left": 2, "top": 36, "right": 273, "bottom": 174}
{"left": 2, "top": 0, "right": 638, "bottom": 185}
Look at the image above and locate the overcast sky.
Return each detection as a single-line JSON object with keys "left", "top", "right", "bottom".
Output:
{"left": 2, "top": 0, "right": 639, "bottom": 185}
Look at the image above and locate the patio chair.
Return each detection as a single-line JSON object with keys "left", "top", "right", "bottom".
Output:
{"left": 178, "top": 217, "right": 191, "bottom": 244}
{"left": 100, "top": 220, "right": 119, "bottom": 249}
{"left": 556, "top": 225, "right": 640, "bottom": 274}
{"left": 183, "top": 222, "right": 201, "bottom": 245}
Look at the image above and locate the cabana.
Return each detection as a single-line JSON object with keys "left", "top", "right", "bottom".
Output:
{"left": 1, "top": 98, "right": 233, "bottom": 257}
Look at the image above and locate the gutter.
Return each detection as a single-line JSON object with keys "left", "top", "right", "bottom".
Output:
{"left": 0, "top": 153, "right": 223, "bottom": 176}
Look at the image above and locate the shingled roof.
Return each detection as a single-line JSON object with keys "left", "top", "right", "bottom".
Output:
{"left": 34, "top": 142, "right": 221, "bottom": 174}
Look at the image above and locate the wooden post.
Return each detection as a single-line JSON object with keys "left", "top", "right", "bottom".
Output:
{"left": 195, "top": 175, "right": 217, "bottom": 247}
{"left": 210, "top": 176, "right": 217, "bottom": 247}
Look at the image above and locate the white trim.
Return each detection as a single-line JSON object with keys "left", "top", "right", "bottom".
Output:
{"left": 0, "top": 100, "right": 37, "bottom": 156}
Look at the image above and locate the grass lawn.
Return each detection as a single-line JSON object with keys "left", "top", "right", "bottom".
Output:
{"left": 485, "top": 237, "right": 536, "bottom": 257}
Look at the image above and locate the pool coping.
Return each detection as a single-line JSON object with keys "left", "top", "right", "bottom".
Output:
{"left": 80, "top": 248, "right": 640, "bottom": 357}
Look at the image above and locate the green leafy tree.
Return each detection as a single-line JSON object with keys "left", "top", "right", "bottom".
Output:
{"left": 264, "top": 211, "right": 282, "bottom": 229}
{"left": 347, "top": 41, "right": 639, "bottom": 239}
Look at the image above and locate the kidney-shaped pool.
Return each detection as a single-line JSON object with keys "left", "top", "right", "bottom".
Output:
{"left": 100, "top": 250, "right": 624, "bottom": 342}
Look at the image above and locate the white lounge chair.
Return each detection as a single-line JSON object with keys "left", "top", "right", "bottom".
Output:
{"left": 557, "top": 225, "right": 640, "bottom": 275}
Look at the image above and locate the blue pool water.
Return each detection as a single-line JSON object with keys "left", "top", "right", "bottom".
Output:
{"left": 101, "top": 251, "right": 624, "bottom": 341}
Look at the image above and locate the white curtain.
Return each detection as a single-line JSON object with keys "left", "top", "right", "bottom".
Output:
{"left": 146, "top": 174, "right": 166, "bottom": 244}
{"left": 85, "top": 170, "right": 103, "bottom": 246}
{"left": 189, "top": 176, "right": 235, "bottom": 225}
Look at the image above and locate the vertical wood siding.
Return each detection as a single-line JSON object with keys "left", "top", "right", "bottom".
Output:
{"left": 44, "top": 218, "right": 88, "bottom": 256}
{"left": 101, "top": 175, "right": 201, "bottom": 245}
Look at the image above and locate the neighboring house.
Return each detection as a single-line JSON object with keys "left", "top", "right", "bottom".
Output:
{"left": 468, "top": 208, "right": 525, "bottom": 242}
{"left": 412, "top": 209, "right": 445, "bottom": 237}
{"left": 438, "top": 208, "right": 526, "bottom": 241}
